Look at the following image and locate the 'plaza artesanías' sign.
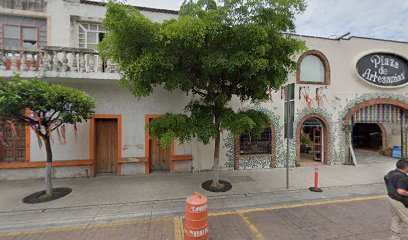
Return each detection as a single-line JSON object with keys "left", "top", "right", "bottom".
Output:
{"left": 356, "top": 53, "right": 408, "bottom": 87}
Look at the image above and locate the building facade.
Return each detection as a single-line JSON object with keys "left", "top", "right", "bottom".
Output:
{"left": 0, "top": 0, "right": 407, "bottom": 180}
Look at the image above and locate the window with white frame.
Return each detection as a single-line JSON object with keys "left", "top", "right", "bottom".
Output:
{"left": 78, "top": 23, "right": 105, "bottom": 49}
{"left": 3, "top": 25, "right": 39, "bottom": 49}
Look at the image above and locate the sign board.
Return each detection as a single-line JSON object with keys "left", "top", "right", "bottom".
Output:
{"left": 356, "top": 53, "right": 408, "bottom": 87}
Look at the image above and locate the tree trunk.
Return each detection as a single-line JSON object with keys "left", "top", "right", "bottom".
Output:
{"left": 211, "top": 129, "right": 223, "bottom": 189}
{"left": 44, "top": 135, "right": 53, "bottom": 197}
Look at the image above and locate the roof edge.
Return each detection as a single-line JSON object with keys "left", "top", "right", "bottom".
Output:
{"left": 79, "top": 0, "right": 179, "bottom": 15}
{"left": 291, "top": 33, "right": 408, "bottom": 44}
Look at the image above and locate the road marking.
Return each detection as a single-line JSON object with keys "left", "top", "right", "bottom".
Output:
{"left": 0, "top": 217, "right": 173, "bottom": 237}
{"left": 238, "top": 212, "right": 265, "bottom": 240}
{"left": 238, "top": 195, "right": 386, "bottom": 214}
{"left": 0, "top": 195, "right": 387, "bottom": 237}
{"left": 174, "top": 216, "right": 184, "bottom": 240}
{"left": 208, "top": 195, "right": 387, "bottom": 217}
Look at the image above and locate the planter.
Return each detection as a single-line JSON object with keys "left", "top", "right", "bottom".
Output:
{"left": 385, "top": 148, "right": 393, "bottom": 157}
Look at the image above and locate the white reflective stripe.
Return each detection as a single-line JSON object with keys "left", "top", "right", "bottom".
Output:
{"left": 190, "top": 204, "right": 208, "bottom": 213}
{"left": 188, "top": 227, "right": 209, "bottom": 237}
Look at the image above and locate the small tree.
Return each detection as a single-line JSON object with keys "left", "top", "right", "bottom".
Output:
{"left": 100, "top": 0, "right": 305, "bottom": 189}
{"left": 0, "top": 77, "right": 95, "bottom": 197}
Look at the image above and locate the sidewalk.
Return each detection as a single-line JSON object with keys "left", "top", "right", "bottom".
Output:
{"left": 0, "top": 162, "right": 395, "bottom": 232}
{"left": 0, "top": 161, "right": 394, "bottom": 212}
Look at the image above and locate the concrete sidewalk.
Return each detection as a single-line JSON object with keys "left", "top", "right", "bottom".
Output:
{"left": 0, "top": 162, "right": 394, "bottom": 213}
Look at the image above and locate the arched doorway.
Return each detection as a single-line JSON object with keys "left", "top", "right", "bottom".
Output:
{"left": 296, "top": 114, "right": 331, "bottom": 166}
{"left": 344, "top": 99, "right": 408, "bottom": 164}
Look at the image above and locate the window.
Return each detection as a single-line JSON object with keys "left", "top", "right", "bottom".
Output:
{"left": 0, "top": 124, "right": 26, "bottom": 163}
{"left": 239, "top": 128, "right": 272, "bottom": 155}
{"left": 297, "top": 50, "right": 330, "bottom": 85}
{"left": 3, "top": 25, "right": 39, "bottom": 49}
{"left": 79, "top": 23, "right": 105, "bottom": 49}
{"left": 284, "top": 83, "right": 295, "bottom": 138}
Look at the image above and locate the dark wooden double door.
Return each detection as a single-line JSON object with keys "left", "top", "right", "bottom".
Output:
{"left": 95, "top": 119, "right": 118, "bottom": 174}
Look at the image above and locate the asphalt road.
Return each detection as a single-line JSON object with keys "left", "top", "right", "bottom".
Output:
{"left": 0, "top": 195, "right": 392, "bottom": 240}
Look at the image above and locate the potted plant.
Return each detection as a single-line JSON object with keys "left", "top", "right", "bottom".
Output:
{"left": 378, "top": 148, "right": 386, "bottom": 156}
{"left": 385, "top": 147, "right": 393, "bottom": 157}
{"left": 300, "top": 134, "right": 313, "bottom": 153}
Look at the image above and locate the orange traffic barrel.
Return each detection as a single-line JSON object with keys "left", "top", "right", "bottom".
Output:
{"left": 185, "top": 192, "right": 209, "bottom": 240}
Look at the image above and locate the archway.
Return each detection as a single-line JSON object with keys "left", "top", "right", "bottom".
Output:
{"left": 296, "top": 114, "right": 331, "bottom": 166}
{"left": 343, "top": 98, "right": 408, "bottom": 164}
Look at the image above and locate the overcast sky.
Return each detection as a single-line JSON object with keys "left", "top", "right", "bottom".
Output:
{"left": 122, "top": 0, "right": 408, "bottom": 42}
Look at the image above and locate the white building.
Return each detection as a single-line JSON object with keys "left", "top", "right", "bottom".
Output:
{"left": 0, "top": 0, "right": 407, "bottom": 180}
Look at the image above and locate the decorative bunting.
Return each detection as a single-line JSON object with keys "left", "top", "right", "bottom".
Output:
{"left": 36, "top": 132, "right": 43, "bottom": 149}
{"left": 73, "top": 123, "right": 78, "bottom": 143}
{"left": 61, "top": 124, "right": 67, "bottom": 145}
{"left": 354, "top": 104, "right": 402, "bottom": 123}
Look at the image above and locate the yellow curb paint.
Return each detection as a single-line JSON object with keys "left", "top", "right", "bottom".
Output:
{"left": 0, "top": 195, "right": 387, "bottom": 237}
{"left": 174, "top": 216, "right": 184, "bottom": 240}
{"left": 238, "top": 212, "right": 265, "bottom": 240}
{"left": 237, "top": 195, "right": 387, "bottom": 214}
{"left": 0, "top": 217, "right": 173, "bottom": 237}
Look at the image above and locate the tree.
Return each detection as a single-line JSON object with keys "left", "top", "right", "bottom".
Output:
{"left": 99, "top": 0, "right": 306, "bottom": 189}
{"left": 0, "top": 77, "right": 95, "bottom": 197}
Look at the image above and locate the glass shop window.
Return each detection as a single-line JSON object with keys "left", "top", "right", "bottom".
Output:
{"left": 239, "top": 128, "right": 272, "bottom": 155}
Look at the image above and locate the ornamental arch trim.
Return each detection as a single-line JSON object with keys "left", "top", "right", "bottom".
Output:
{"left": 295, "top": 113, "right": 332, "bottom": 165}
{"left": 224, "top": 105, "right": 285, "bottom": 169}
{"left": 340, "top": 94, "right": 408, "bottom": 163}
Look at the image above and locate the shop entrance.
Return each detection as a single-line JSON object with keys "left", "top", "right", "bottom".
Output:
{"left": 349, "top": 104, "right": 405, "bottom": 165}
{"left": 299, "top": 117, "right": 325, "bottom": 166}
{"left": 352, "top": 123, "right": 383, "bottom": 151}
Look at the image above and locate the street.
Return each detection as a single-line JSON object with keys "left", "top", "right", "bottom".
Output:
{"left": 0, "top": 195, "right": 390, "bottom": 240}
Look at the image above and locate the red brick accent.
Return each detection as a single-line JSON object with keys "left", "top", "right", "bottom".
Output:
{"left": 296, "top": 50, "right": 331, "bottom": 85}
{"left": 296, "top": 113, "right": 331, "bottom": 165}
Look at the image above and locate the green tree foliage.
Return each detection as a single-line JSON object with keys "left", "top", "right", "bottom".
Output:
{"left": 0, "top": 77, "right": 95, "bottom": 196}
{"left": 100, "top": 0, "right": 306, "bottom": 188}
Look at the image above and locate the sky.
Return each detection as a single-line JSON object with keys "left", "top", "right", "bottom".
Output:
{"left": 121, "top": 0, "right": 408, "bottom": 42}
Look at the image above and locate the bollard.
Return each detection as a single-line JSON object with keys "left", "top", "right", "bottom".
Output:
{"left": 309, "top": 164, "right": 323, "bottom": 192}
{"left": 185, "top": 192, "right": 209, "bottom": 240}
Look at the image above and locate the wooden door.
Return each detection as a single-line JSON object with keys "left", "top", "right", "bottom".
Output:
{"left": 149, "top": 138, "right": 170, "bottom": 171}
{"left": 0, "top": 124, "right": 26, "bottom": 163}
{"left": 95, "top": 119, "right": 118, "bottom": 174}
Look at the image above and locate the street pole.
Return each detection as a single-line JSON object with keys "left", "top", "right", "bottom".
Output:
{"left": 285, "top": 85, "right": 291, "bottom": 189}
{"left": 401, "top": 110, "right": 405, "bottom": 159}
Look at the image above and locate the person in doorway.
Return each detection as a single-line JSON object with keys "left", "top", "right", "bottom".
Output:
{"left": 385, "top": 159, "right": 408, "bottom": 240}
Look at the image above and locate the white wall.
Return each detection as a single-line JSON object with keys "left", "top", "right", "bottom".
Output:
{"left": 383, "top": 123, "right": 402, "bottom": 148}
{"left": 29, "top": 79, "right": 193, "bottom": 162}
{"left": 47, "top": 0, "right": 177, "bottom": 47}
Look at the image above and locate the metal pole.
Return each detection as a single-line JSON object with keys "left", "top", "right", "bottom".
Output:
{"left": 401, "top": 110, "right": 405, "bottom": 159}
{"left": 285, "top": 85, "right": 291, "bottom": 189}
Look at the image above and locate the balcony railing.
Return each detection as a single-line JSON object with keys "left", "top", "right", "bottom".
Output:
{"left": 0, "top": 0, "right": 47, "bottom": 12}
{"left": 0, "top": 47, "right": 120, "bottom": 79}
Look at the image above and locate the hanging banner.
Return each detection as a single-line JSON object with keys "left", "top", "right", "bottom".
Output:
{"left": 356, "top": 53, "right": 408, "bottom": 87}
